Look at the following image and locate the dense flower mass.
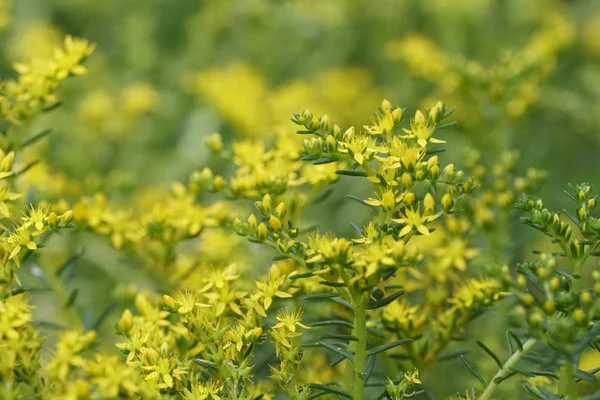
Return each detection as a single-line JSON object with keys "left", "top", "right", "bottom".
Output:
{"left": 2, "top": 1, "right": 600, "bottom": 399}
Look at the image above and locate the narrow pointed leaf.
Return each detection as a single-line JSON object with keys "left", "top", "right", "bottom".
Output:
{"left": 304, "top": 292, "right": 340, "bottom": 301}
{"left": 360, "top": 355, "right": 376, "bottom": 382}
{"left": 194, "top": 358, "right": 219, "bottom": 372}
{"left": 336, "top": 169, "right": 367, "bottom": 177}
{"left": 438, "top": 349, "right": 469, "bottom": 362}
{"left": 65, "top": 288, "right": 79, "bottom": 309}
{"left": 313, "top": 157, "right": 338, "bottom": 165}
{"left": 346, "top": 195, "right": 378, "bottom": 210}
{"left": 307, "top": 384, "right": 351, "bottom": 399}
{"left": 21, "top": 129, "right": 52, "bottom": 149}
{"left": 318, "top": 334, "right": 358, "bottom": 342}
{"left": 317, "top": 341, "right": 355, "bottom": 363}
{"left": 367, "top": 290, "right": 405, "bottom": 309}
{"left": 476, "top": 340, "right": 503, "bottom": 369}
{"left": 460, "top": 355, "right": 486, "bottom": 388}
{"left": 311, "top": 320, "right": 353, "bottom": 329}
{"left": 508, "top": 331, "right": 523, "bottom": 352}
{"left": 366, "top": 338, "right": 412, "bottom": 356}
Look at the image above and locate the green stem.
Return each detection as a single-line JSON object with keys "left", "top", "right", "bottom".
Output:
{"left": 479, "top": 338, "right": 536, "bottom": 400}
{"left": 351, "top": 292, "right": 368, "bottom": 400}
{"left": 559, "top": 359, "right": 578, "bottom": 400}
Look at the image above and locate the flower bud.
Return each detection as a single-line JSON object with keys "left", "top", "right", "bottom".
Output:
{"left": 269, "top": 216, "right": 282, "bottom": 231}
{"left": 246, "top": 214, "right": 257, "bottom": 231}
{"left": 429, "top": 165, "right": 440, "bottom": 180}
{"left": 0, "top": 152, "right": 14, "bottom": 172}
{"left": 588, "top": 197, "right": 597, "bottom": 210}
{"left": 232, "top": 218, "right": 246, "bottom": 235}
{"left": 163, "top": 295, "right": 178, "bottom": 310}
{"left": 75, "top": 380, "right": 90, "bottom": 397}
{"left": 257, "top": 223, "right": 269, "bottom": 241}
{"left": 47, "top": 212, "right": 58, "bottom": 229}
{"left": 204, "top": 132, "right": 223, "bottom": 153}
{"left": 326, "top": 135, "right": 337, "bottom": 152}
{"left": 581, "top": 291, "right": 593, "bottom": 304}
{"left": 441, "top": 193, "right": 453, "bottom": 213}
{"left": 543, "top": 300, "right": 555, "bottom": 313}
{"left": 403, "top": 192, "right": 416, "bottom": 206}
{"left": 529, "top": 312, "right": 544, "bottom": 328}
{"left": 60, "top": 210, "right": 73, "bottom": 225}
{"left": 401, "top": 173, "right": 413, "bottom": 188}
{"left": 443, "top": 164, "right": 455, "bottom": 180}
{"left": 213, "top": 176, "right": 224, "bottom": 192}
{"left": 274, "top": 202, "right": 286, "bottom": 219}
{"left": 572, "top": 308, "right": 586, "bottom": 325}
{"left": 319, "top": 115, "right": 330, "bottom": 131}
{"left": 423, "top": 193, "right": 435, "bottom": 215}
{"left": 391, "top": 107, "right": 403, "bottom": 124}
{"left": 521, "top": 293, "right": 535, "bottom": 307}
{"left": 117, "top": 309, "right": 133, "bottom": 333}
{"left": 342, "top": 127, "right": 355, "bottom": 141}
{"left": 381, "top": 99, "right": 392, "bottom": 111}
{"left": 257, "top": 194, "right": 272, "bottom": 216}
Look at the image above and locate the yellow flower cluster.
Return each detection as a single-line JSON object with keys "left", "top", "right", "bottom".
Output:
{"left": 386, "top": 11, "right": 574, "bottom": 120}
{"left": 1, "top": 35, "right": 94, "bottom": 123}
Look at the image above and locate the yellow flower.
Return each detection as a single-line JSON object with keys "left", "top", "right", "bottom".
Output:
{"left": 272, "top": 309, "right": 310, "bottom": 333}
{"left": 393, "top": 207, "right": 441, "bottom": 237}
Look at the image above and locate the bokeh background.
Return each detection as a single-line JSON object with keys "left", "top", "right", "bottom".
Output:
{"left": 2, "top": 0, "right": 600, "bottom": 397}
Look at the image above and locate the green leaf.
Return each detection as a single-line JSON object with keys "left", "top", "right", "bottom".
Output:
{"left": 359, "top": 355, "right": 376, "bottom": 382}
{"left": 313, "top": 157, "right": 338, "bottom": 165}
{"left": 311, "top": 320, "right": 353, "bottom": 329}
{"left": 476, "top": 340, "right": 503, "bottom": 369}
{"left": 20, "top": 128, "right": 52, "bottom": 149}
{"left": 304, "top": 292, "right": 340, "bottom": 301}
{"left": 563, "top": 209, "right": 581, "bottom": 227}
{"left": 329, "top": 297, "right": 352, "bottom": 310}
{"left": 319, "top": 280, "right": 346, "bottom": 288}
{"left": 289, "top": 272, "right": 314, "bottom": 280}
{"left": 329, "top": 355, "right": 345, "bottom": 368}
{"left": 346, "top": 195, "right": 378, "bottom": 210}
{"left": 65, "top": 288, "right": 79, "bottom": 309}
{"left": 367, "top": 290, "right": 405, "bottom": 309}
{"left": 367, "top": 327, "right": 388, "bottom": 340}
{"left": 426, "top": 147, "right": 447, "bottom": 155}
{"left": 437, "top": 350, "right": 469, "bottom": 362}
{"left": 508, "top": 331, "right": 523, "bottom": 352}
{"left": 576, "top": 368, "right": 600, "bottom": 382}
{"left": 300, "top": 155, "right": 320, "bottom": 161}
{"left": 90, "top": 302, "right": 119, "bottom": 330}
{"left": 194, "top": 358, "right": 219, "bottom": 372}
{"left": 437, "top": 121, "right": 457, "bottom": 129}
{"left": 316, "top": 341, "right": 355, "bottom": 363}
{"left": 33, "top": 321, "right": 68, "bottom": 330}
{"left": 42, "top": 101, "right": 63, "bottom": 113}
{"left": 318, "top": 334, "right": 358, "bottom": 342}
{"left": 336, "top": 169, "right": 367, "bottom": 177}
{"left": 460, "top": 355, "right": 486, "bottom": 388}
{"left": 2, "top": 160, "right": 40, "bottom": 180}
{"left": 366, "top": 338, "right": 412, "bottom": 356}
{"left": 307, "top": 384, "right": 351, "bottom": 399}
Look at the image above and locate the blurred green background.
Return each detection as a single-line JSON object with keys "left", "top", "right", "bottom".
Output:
{"left": 2, "top": 0, "right": 600, "bottom": 397}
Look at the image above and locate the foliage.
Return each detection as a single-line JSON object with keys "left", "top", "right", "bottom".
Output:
{"left": 2, "top": 1, "right": 600, "bottom": 399}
